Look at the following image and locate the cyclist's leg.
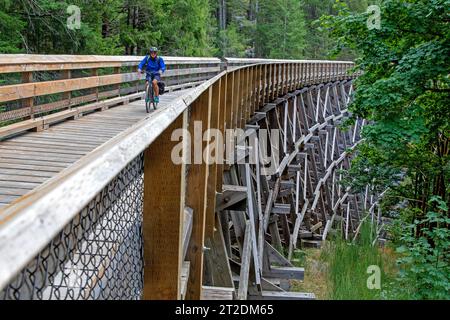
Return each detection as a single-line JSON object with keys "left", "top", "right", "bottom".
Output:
{"left": 152, "top": 73, "right": 161, "bottom": 103}
{"left": 152, "top": 79, "right": 159, "bottom": 97}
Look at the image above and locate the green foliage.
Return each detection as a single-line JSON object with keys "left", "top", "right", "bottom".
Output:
{"left": 255, "top": 0, "right": 306, "bottom": 59}
{"left": 0, "top": 0, "right": 26, "bottom": 53}
{"left": 217, "top": 23, "right": 248, "bottom": 57}
{"left": 0, "top": 0, "right": 370, "bottom": 58}
{"left": 388, "top": 197, "right": 450, "bottom": 299}
{"left": 321, "top": 221, "right": 392, "bottom": 300}
{"left": 323, "top": 0, "right": 450, "bottom": 209}
{"left": 323, "top": 0, "right": 449, "bottom": 299}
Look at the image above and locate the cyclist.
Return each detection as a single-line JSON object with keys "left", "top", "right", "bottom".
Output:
{"left": 138, "top": 47, "right": 166, "bottom": 104}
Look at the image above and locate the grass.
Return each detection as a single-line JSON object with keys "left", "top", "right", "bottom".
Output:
{"left": 290, "top": 222, "right": 398, "bottom": 300}
{"left": 320, "top": 221, "right": 397, "bottom": 300}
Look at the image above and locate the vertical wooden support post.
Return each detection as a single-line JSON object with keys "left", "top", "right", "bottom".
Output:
{"left": 143, "top": 113, "right": 185, "bottom": 300}
{"left": 205, "top": 80, "right": 222, "bottom": 238}
{"left": 328, "top": 63, "right": 331, "bottom": 82}
{"left": 246, "top": 66, "right": 251, "bottom": 121}
{"left": 288, "top": 63, "right": 292, "bottom": 91}
{"left": 92, "top": 68, "right": 99, "bottom": 102}
{"left": 216, "top": 74, "right": 227, "bottom": 192}
{"left": 22, "top": 72, "right": 34, "bottom": 119}
{"left": 62, "top": 70, "right": 72, "bottom": 109}
{"left": 306, "top": 63, "right": 310, "bottom": 85}
{"left": 290, "top": 63, "right": 293, "bottom": 90}
{"left": 271, "top": 64, "right": 276, "bottom": 101}
{"left": 257, "top": 65, "right": 263, "bottom": 109}
{"left": 251, "top": 66, "right": 255, "bottom": 114}
{"left": 114, "top": 67, "right": 121, "bottom": 96}
{"left": 135, "top": 65, "right": 140, "bottom": 93}
{"left": 294, "top": 63, "right": 298, "bottom": 88}
{"left": 233, "top": 70, "right": 241, "bottom": 129}
{"left": 313, "top": 63, "right": 317, "bottom": 84}
{"left": 239, "top": 69, "right": 246, "bottom": 128}
{"left": 243, "top": 68, "right": 250, "bottom": 124}
{"left": 300, "top": 63, "right": 305, "bottom": 87}
{"left": 186, "top": 88, "right": 213, "bottom": 300}
{"left": 247, "top": 67, "right": 252, "bottom": 120}
{"left": 244, "top": 67, "right": 249, "bottom": 126}
{"left": 225, "top": 72, "right": 234, "bottom": 132}
{"left": 251, "top": 66, "right": 256, "bottom": 115}
{"left": 274, "top": 64, "right": 279, "bottom": 97}
{"left": 265, "top": 64, "right": 270, "bottom": 103}
{"left": 308, "top": 63, "right": 312, "bottom": 84}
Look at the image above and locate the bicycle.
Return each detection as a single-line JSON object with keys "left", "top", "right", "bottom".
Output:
{"left": 144, "top": 73, "right": 159, "bottom": 113}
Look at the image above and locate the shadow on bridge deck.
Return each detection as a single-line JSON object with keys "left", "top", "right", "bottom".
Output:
{"left": 0, "top": 90, "right": 189, "bottom": 208}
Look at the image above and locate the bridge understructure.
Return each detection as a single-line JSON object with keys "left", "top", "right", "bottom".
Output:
{"left": 0, "top": 56, "right": 381, "bottom": 300}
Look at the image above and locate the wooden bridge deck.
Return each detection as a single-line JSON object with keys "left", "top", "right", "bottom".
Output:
{"left": 0, "top": 89, "right": 189, "bottom": 208}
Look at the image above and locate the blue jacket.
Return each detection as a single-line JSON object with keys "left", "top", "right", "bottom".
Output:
{"left": 138, "top": 55, "right": 166, "bottom": 74}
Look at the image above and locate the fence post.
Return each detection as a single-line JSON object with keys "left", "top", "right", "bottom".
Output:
{"left": 185, "top": 87, "right": 213, "bottom": 300}
{"left": 143, "top": 112, "right": 186, "bottom": 300}
{"left": 22, "top": 72, "right": 34, "bottom": 120}
{"left": 62, "top": 70, "right": 72, "bottom": 110}
{"left": 205, "top": 79, "right": 222, "bottom": 238}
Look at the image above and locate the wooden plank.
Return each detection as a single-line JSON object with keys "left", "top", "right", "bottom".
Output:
{"left": 185, "top": 88, "right": 212, "bottom": 300}
{"left": 0, "top": 150, "right": 80, "bottom": 162}
{"left": 180, "top": 261, "right": 191, "bottom": 300}
{"left": 0, "top": 145, "right": 87, "bottom": 157}
{"left": 216, "top": 185, "right": 247, "bottom": 211}
{"left": 0, "top": 119, "right": 44, "bottom": 140}
{"left": 0, "top": 180, "right": 39, "bottom": 189}
{"left": 0, "top": 163, "right": 65, "bottom": 172}
{"left": 264, "top": 241, "right": 293, "bottom": 267}
{"left": 204, "top": 79, "right": 221, "bottom": 237}
{"left": 261, "top": 278, "right": 285, "bottom": 292}
{"left": 204, "top": 213, "right": 234, "bottom": 289}
{"left": 183, "top": 207, "right": 193, "bottom": 260}
{"left": 311, "top": 221, "right": 323, "bottom": 233}
{"left": 0, "top": 157, "right": 68, "bottom": 170}
{"left": 244, "top": 163, "right": 261, "bottom": 284}
{"left": 249, "top": 291, "right": 315, "bottom": 300}
{"left": 142, "top": 113, "right": 184, "bottom": 300}
{"left": 0, "top": 187, "right": 30, "bottom": 196}
{"left": 0, "top": 140, "right": 94, "bottom": 152}
{"left": 0, "top": 195, "right": 19, "bottom": 205}
{"left": 237, "top": 220, "right": 252, "bottom": 300}
{"left": 263, "top": 266, "right": 304, "bottom": 280}
{"left": 0, "top": 168, "right": 57, "bottom": 178}
{"left": 0, "top": 72, "right": 141, "bottom": 103}
{"left": 201, "top": 286, "right": 234, "bottom": 300}
{"left": 0, "top": 174, "right": 48, "bottom": 184}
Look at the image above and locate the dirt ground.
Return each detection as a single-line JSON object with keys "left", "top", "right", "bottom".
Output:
{"left": 290, "top": 248, "right": 329, "bottom": 300}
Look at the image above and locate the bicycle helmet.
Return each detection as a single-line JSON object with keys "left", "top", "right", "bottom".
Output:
{"left": 149, "top": 47, "right": 158, "bottom": 54}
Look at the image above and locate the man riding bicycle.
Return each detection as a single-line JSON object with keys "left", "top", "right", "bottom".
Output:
{"left": 138, "top": 47, "right": 166, "bottom": 104}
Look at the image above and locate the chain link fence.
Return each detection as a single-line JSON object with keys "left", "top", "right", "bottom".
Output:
{"left": 1, "top": 154, "right": 145, "bottom": 300}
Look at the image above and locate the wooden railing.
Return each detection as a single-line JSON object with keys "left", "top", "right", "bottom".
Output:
{"left": 0, "top": 55, "right": 221, "bottom": 137}
{"left": 0, "top": 58, "right": 357, "bottom": 300}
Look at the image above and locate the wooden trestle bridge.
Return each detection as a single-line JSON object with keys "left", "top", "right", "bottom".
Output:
{"left": 0, "top": 55, "right": 382, "bottom": 300}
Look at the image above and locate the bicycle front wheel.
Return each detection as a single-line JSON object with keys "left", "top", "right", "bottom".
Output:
{"left": 145, "top": 85, "right": 150, "bottom": 113}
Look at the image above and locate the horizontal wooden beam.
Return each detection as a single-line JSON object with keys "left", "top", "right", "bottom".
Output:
{"left": 248, "top": 291, "right": 315, "bottom": 300}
